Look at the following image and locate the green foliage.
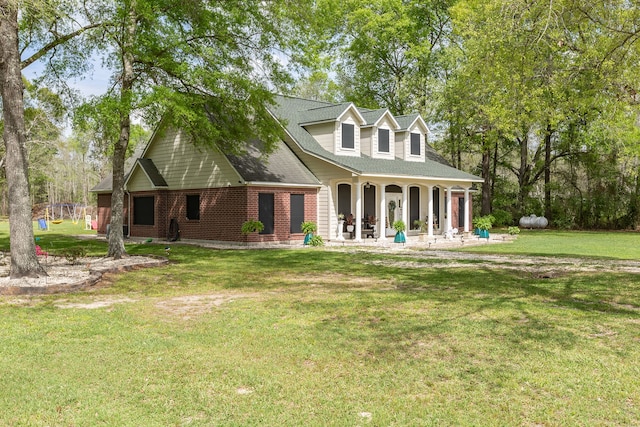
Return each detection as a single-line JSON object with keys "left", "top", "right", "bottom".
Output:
{"left": 507, "top": 226, "right": 520, "bottom": 236}
{"left": 241, "top": 219, "right": 264, "bottom": 235}
{"left": 491, "top": 209, "right": 513, "bottom": 227}
{"left": 392, "top": 220, "right": 406, "bottom": 233}
{"left": 300, "top": 221, "right": 318, "bottom": 235}
{"left": 472, "top": 215, "right": 494, "bottom": 231}
{"left": 308, "top": 235, "right": 324, "bottom": 246}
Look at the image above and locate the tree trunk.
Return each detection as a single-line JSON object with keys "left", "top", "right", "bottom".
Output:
{"left": 108, "top": 1, "right": 137, "bottom": 259}
{"left": 516, "top": 134, "right": 529, "bottom": 214}
{"left": 481, "top": 132, "right": 492, "bottom": 215}
{"left": 544, "top": 123, "right": 553, "bottom": 220}
{"left": 0, "top": 0, "right": 46, "bottom": 278}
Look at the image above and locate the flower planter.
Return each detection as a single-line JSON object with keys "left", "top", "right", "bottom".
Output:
{"left": 394, "top": 231, "right": 406, "bottom": 243}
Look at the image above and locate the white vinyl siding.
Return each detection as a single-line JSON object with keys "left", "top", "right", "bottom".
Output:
{"left": 127, "top": 167, "right": 154, "bottom": 191}
{"left": 360, "top": 126, "right": 373, "bottom": 156}
{"left": 143, "top": 128, "right": 242, "bottom": 189}
{"left": 304, "top": 122, "right": 335, "bottom": 153}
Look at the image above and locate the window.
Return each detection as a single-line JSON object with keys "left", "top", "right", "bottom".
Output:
{"left": 259, "top": 193, "right": 274, "bottom": 234}
{"left": 290, "top": 194, "right": 304, "bottom": 234}
{"left": 186, "top": 194, "right": 200, "bottom": 220}
{"left": 133, "top": 196, "right": 154, "bottom": 225}
{"left": 341, "top": 123, "right": 355, "bottom": 149}
{"left": 410, "top": 132, "right": 421, "bottom": 155}
{"left": 410, "top": 186, "right": 420, "bottom": 227}
{"left": 378, "top": 128, "right": 389, "bottom": 153}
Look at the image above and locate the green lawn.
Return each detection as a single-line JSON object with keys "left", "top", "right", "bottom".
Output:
{"left": 0, "top": 225, "right": 639, "bottom": 425}
{"left": 466, "top": 229, "right": 640, "bottom": 260}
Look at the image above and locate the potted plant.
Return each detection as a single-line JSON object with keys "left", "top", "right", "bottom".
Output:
{"left": 241, "top": 219, "right": 264, "bottom": 235}
{"left": 472, "top": 215, "right": 494, "bottom": 239}
{"left": 345, "top": 214, "right": 355, "bottom": 234}
{"left": 301, "top": 221, "right": 318, "bottom": 245}
{"left": 413, "top": 219, "right": 429, "bottom": 242}
{"left": 393, "top": 220, "right": 406, "bottom": 243}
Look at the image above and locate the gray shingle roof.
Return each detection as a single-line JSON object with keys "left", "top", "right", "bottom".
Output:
{"left": 270, "top": 95, "right": 483, "bottom": 183}
{"left": 395, "top": 113, "right": 421, "bottom": 131}
{"left": 298, "top": 102, "right": 354, "bottom": 124}
{"left": 360, "top": 108, "right": 391, "bottom": 127}
{"left": 90, "top": 142, "right": 148, "bottom": 193}
{"left": 227, "top": 139, "right": 320, "bottom": 186}
{"left": 136, "top": 158, "right": 168, "bottom": 188}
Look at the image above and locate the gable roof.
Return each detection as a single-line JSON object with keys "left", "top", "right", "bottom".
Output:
{"left": 270, "top": 95, "right": 483, "bottom": 183}
{"left": 125, "top": 158, "right": 168, "bottom": 189}
{"left": 90, "top": 142, "right": 148, "bottom": 193}
{"left": 298, "top": 102, "right": 366, "bottom": 126}
{"left": 395, "top": 113, "right": 427, "bottom": 132}
{"left": 360, "top": 108, "right": 400, "bottom": 129}
{"left": 226, "top": 139, "right": 320, "bottom": 186}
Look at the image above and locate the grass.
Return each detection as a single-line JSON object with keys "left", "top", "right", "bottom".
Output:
{"left": 465, "top": 228, "right": 640, "bottom": 260}
{"left": 0, "top": 224, "right": 639, "bottom": 425}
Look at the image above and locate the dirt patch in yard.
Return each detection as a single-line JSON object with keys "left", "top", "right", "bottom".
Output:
{"left": 362, "top": 249, "right": 640, "bottom": 276}
{"left": 0, "top": 254, "right": 167, "bottom": 295}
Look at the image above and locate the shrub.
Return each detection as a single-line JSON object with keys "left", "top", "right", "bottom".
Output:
{"left": 507, "top": 226, "right": 520, "bottom": 235}
{"left": 308, "top": 235, "right": 324, "bottom": 246}
{"left": 491, "top": 209, "right": 513, "bottom": 227}
{"left": 241, "top": 219, "right": 264, "bottom": 234}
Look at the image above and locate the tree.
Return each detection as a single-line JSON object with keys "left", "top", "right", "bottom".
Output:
{"left": 1, "top": 0, "right": 99, "bottom": 278}
{"left": 439, "top": 0, "right": 640, "bottom": 225}
{"left": 0, "top": 0, "right": 47, "bottom": 277}
{"left": 75, "top": 0, "right": 302, "bottom": 258}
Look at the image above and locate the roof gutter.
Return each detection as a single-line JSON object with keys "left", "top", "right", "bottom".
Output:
{"left": 243, "top": 181, "right": 322, "bottom": 188}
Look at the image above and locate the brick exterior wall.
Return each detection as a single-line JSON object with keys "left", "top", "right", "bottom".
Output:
{"left": 96, "top": 186, "right": 318, "bottom": 244}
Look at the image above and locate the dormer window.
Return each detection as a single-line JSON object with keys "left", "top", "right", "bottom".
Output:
{"left": 342, "top": 123, "right": 355, "bottom": 149}
{"left": 378, "top": 129, "right": 389, "bottom": 153}
{"left": 410, "top": 132, "right": 421, "bottom": 156}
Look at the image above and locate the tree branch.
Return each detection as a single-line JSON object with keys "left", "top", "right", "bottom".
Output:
{"left": 21, "top": 22, "right": 103, "bottom": 69}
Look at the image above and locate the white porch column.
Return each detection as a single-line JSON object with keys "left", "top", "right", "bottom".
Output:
{"left": 464, "top": 187, "right": 471, "bottom": 233}
{"left": 427, "top": 185, "right": 434, "bottom": 237}
{"left": 401, "top": 184, "right": 409, "bottom": 229}
{"left": 446, "top": 186, "right": 453, "bottom": 232}
{"left": 354, "top": 178, "right": 362, "bottom": 241}
{"left": 330, "top": 183, "right": 344, "bottom": 240}
{"left": 378, "top": 183, "right": 386, "bottom": 240}
{"left": 438, "top": 187, "right": 445, "bottom": 233}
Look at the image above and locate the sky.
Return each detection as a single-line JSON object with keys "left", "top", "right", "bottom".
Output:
{"left": 23, "top": 56, "right": 112, "bottom": 98}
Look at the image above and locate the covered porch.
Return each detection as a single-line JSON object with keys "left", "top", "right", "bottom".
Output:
{"left": 329, "top": 178, "right": 474, "bottom": 242}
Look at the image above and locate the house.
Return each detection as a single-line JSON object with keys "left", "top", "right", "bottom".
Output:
{"left": 92, "top": 95, "right": 483, "bottom": 244}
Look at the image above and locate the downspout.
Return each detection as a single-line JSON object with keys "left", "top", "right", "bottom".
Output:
{"left": 127, "top": 191, "right": 131, "bottom": 238}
